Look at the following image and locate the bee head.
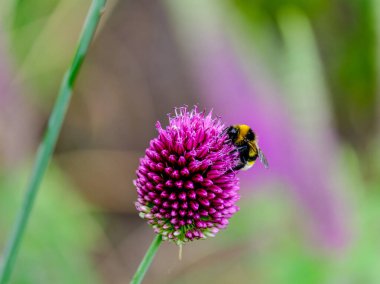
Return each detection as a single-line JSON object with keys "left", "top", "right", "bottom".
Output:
{"left": 226, "top": 126, "right": 239, "bottom": 141}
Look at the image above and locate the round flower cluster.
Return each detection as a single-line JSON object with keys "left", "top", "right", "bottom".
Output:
{"left": 134, "top": 107, "right": 240, "bottom": 244}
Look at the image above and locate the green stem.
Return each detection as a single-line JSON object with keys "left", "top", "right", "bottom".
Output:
{"left": 0, "top": 1, "right": 106, "bottom": 283}
{"left": 131, "top": 235, "right": 163, "bottom": 284}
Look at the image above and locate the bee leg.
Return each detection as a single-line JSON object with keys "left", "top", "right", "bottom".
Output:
{"left": 229, "top": 145, "right": 247, "bottom": 155}
{"left": 229, "top": 149, "right": 237, "bottom": 154}
{"left": 220, "top": 127, "right": 229, "bottom": 137}
{"left": 233, "top": 163, "right": 245, "bottom": 171}
{"left": 232, "top": 153, "right": 248, "bottom": 171}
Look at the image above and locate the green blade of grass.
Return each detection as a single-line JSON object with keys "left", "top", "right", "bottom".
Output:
{"left": 0, "top": 1, "right": 106, "bottom": 283}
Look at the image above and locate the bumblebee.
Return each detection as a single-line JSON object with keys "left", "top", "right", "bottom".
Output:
{"left": 225, "top": 124, "right": 269, "bottom": 170}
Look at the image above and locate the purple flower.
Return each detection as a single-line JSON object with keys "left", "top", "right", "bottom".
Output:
{"left": 134, "top": 106, "right": 240, "bottom": 244}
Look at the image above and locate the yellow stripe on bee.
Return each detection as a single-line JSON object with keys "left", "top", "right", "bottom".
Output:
{"left": 249, "top": 147, "right": 257, "bottom": 157}
{"left": 242, "top": 160, "right": 255, "bottom": 170}
{"left": 235, "top": 124, "right": 250, "bottom": 143}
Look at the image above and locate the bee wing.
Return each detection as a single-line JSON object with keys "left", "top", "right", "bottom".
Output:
{"left": 258, "top": 148, "right": 269, "bottom": 169}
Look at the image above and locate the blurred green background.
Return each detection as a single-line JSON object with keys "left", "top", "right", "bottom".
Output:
{"left": 1, "top": 0, "right": 380, "bottom": 283}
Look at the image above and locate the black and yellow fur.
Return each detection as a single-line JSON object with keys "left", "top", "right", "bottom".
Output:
{"left": 226, "top": 124, "right": 269, "bottom": 170}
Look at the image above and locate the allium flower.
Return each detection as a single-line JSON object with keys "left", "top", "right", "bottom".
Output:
{"left": 134, "top": 106, "right": 240, "bottom": 244}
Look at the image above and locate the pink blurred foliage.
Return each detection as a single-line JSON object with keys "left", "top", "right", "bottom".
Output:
{"left": 0, "top": 30, "right": 37, "bottom": 168}
{"left": 183, "top": 26, "right": 349, "bottom": 251}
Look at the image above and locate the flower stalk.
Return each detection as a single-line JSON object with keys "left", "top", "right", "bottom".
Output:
{"left": 0, "top": 1, "right": 106, "bottom": 283}
{"left": 130, "top": 234, "right": 162, "bottom": 284}
{"left": 132, "top": 106, "right": 242, "bottom": 283}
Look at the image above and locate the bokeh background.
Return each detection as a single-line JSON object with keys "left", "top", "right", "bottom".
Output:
{"left": 1, "top": 0, "right": 380, "bottom": 283}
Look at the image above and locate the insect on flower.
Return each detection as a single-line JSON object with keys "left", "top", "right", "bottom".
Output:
{"left": 225, "top": 125, "right": 269, "bottom": 171}
{"left": 134, "top": 106, "right": 267, "bottom": 245}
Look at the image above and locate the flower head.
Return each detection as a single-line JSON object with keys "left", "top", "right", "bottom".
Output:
{"left": 134, "top": 106, "right": 240, "bottom": 244}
